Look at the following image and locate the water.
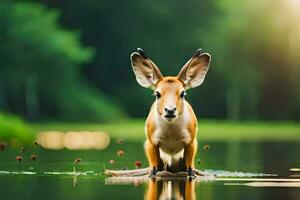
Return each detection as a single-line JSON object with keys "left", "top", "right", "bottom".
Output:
{"left": 0, "top": 140, "right": 300, "bottom": 200}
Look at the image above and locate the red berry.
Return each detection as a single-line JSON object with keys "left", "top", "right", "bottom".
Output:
{"left": 134, "top": 160, "right": 142, "bottom": 168}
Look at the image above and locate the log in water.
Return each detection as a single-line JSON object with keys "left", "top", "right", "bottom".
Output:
{"left": 104, "top": 168, "right": 216, "bottom": 184}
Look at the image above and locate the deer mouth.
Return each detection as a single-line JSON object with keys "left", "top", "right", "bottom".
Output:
{"left": 164, "top": 114, "right": 176, "bottom": 119}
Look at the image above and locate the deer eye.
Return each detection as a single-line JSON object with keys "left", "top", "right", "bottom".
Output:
{"left": 154, "top": 91, "right": 161, "bottom": 99}
{"left": 180, "top": 91, "right": 186, "bottom": 98}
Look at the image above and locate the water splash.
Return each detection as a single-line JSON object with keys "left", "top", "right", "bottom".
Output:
{"left": 225, "top": 181, "right": 300, "bottom": 187}
{"left": 44, "top": 170, "right": 95, "bottom": 176}
{"left": 0, "top": 169, "right": 276, "bottom": 178}
{"left": 203, "top": 169, "right": 277, "bottom": 178}
{"left": 0, "top": 170, "right": 37, "bottom": 175}
{"left": 0, "top": 170, "right": 95, "bottom": 176}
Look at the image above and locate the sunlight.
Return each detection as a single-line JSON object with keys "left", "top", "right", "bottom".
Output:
{"left": 37, "top": 131, "right": 110, "bottom": 150}
{"left": 283, "top": 0, "right": 300, "bottom": 20}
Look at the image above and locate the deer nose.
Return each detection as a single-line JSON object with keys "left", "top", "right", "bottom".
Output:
{"left": 164, "top": 107, "right": 176, "bottom": 115}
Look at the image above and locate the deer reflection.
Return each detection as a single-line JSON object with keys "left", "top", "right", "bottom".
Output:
{"left": 145, "top": 179, "right": 196, "bottom": 200}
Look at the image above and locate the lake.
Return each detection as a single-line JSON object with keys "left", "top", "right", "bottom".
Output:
{"left": 0, "top": 139, "right": 300, "bottom": 200}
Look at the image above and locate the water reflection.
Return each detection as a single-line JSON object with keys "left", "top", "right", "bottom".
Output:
{"left": 73, "top": 172, "right": 77, "bottom": 188}
{"left": 1, "top": 141, "right": 300, "bottom": 200}
{"left": 144, "top": 180, "right": 196, "bottom": 200}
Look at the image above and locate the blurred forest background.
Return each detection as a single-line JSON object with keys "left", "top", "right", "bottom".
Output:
{"left": 1, "top": 0, "right": 300, "bottom": 123}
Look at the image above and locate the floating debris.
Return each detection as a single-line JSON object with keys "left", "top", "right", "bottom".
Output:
{"left": 20, "top": 147, "right": 26, "bottom": 153}
{"left": 134, "top": 160, "right": 142, "bottom": 169}
{"left": 16, "top": 155, "right": 23, "bottom": 162}
{"left": 74, "top": 158, "right": 82, "bottom": 164}
{"left": 225, "top": 180, "right": 300, "bottom": 187}
{"left": 0, "top": 171, "right": 36, "bottom": 175}
{"left": 204, "top": 169, "right": 276, "bottom": 177}
{"left": 117, "top": 150, "right": 125, "bottom": 157}
{"left": 16, "top": 155, "right": 23, "bottom": 173}
{"left": 109, "top": 160, "right": 115, "bottom": 164}
{"left": 73, "top": 158, "right": 82, "bottom": 176}
{"left": 30, "top": 154, "right": 37, "bottom": 161}
{"left": 0, "top": 141, "right": 7, "bottom": 151}
{"left": 197, "top": 159, "right": 203, "bottom": 165}
{"left": 203, "top": 144, "right": 210, "bottom": 151}
{"left": 290, "top": 168, "right": 300, "bottom": 172}
{"left": 44, "top": 171, "right": 90, "bottom": 176}
{"left": 116, "top": 139, "right": 124, "bottom": 144}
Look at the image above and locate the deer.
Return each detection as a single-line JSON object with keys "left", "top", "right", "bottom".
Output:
{"left": 130, "top": 48, "right": 211, "bottom": 179}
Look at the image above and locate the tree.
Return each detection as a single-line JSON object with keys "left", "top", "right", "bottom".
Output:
{"left": 0, "top": 1, "right": 125, "bottom": 121}
{"left": 203, "top": 0, "right": 300, "bottom": 120}
{"left": 17, "top": 0, "right": 300, "bottom": 121}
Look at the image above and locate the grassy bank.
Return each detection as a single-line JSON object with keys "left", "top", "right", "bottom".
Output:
{"left": 0, "top": 113, "right": 34, "bottom": 143}
{"left": 31, "top": 120, "right": 300, "bottom": 142}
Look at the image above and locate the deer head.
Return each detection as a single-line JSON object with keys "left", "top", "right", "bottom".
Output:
{"left": 131, "top": 48, "right": 211, "bottom": 122}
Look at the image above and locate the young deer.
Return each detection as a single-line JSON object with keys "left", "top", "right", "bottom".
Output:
{"left": 130, "top": 48, "right": 211, "bottom": 179}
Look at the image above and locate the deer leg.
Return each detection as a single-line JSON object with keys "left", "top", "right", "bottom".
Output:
{"left": 184, "top": 140, "right": 197, "bottom": 179}
{"left": 145, "top": 141, "right": 162, "bottom": 178}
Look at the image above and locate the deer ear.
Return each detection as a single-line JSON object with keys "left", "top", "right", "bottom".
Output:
{"left": 178, "top": 49, "right": 211, "bottom": 89}
{"left": 130, "top": 48, "right": 163, "bottom": 89}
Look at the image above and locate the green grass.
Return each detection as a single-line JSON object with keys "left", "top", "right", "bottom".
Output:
{"left": 31, "top": 119, "right": 300, "bottom": 142}
{"left": 0, "top": 112, "right": 34, "bottom": 143}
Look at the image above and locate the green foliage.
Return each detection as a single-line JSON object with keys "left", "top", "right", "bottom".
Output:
{"left": 48, "top": 0, "right": 219, "bottom": 118}
{"left": 202, "top": 0, "right": 263, "bottom": 120}
{"left": 0, "top": 1, "right": 125, "bottom": 122}
{"left": 203, "top": 0, "right": 300, "bottom": 120}
{"left": 0, "top": 0, "right": 299, "bottom": 121}
{"left": 55, "top": 86, "right": 126, "bottom": 122}
{"left": 49, "top": 0, "right": 299, "bottom": 121}
{"left": 0, "top": 112, "right": 34, "bottom": 143}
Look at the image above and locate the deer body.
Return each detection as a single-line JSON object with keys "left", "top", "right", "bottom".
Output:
{"left": 130, "top": 48, "right": 211, "bottom": 178}
{"left": 146, "top": 93, "right": 197, "bottom": 165}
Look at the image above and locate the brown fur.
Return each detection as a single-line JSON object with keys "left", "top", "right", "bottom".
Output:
{"left": 145, "top": 180, "right": 196, "bottom": 200}
{"left": 145, "top": 77, "right": 198, "bottom": 171}
{"left": 130, "top": 49, "right": 211, "bottom": 176}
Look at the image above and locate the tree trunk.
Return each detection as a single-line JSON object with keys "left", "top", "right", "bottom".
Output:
{"left": 226, "top": 87, "right": 240, "bottom": 121}
{"left": 0, "top": 81, "right": 7, "bottom": 111}
{"left": 25, "top": 75, "right": 39, "bottom": 120}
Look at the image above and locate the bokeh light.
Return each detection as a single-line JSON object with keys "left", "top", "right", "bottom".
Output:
{"left": 37, "top": 131, "right": 110, "bottom": 150}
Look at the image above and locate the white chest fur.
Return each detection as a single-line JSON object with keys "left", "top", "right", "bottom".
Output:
{"left": 151, "top": 103, "right": 192, "bottom": 156}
